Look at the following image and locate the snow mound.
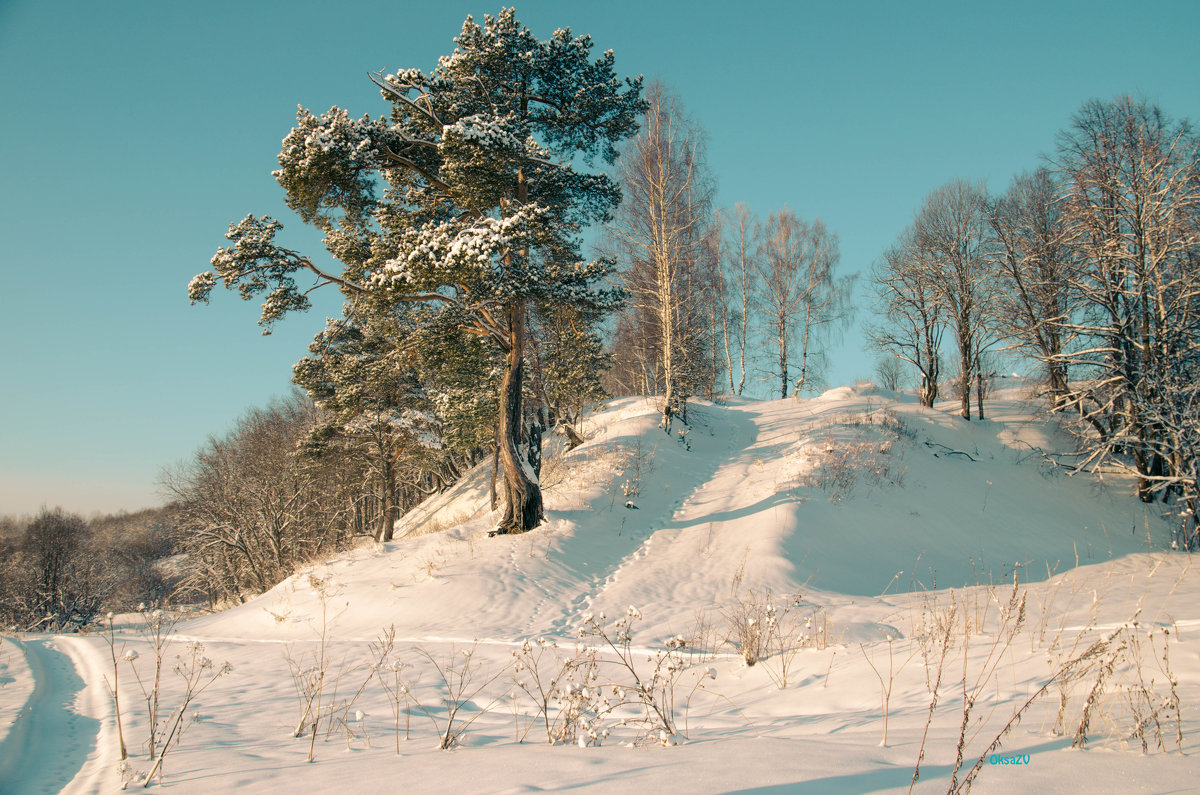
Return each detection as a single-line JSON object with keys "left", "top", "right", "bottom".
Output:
{"left": 183, "top": 390, "right": 1172, "bottom": 644}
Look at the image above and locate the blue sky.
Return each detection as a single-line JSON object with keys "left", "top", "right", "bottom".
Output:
{"left": 2, "top": 0, "right": 1198, "bottom": 516}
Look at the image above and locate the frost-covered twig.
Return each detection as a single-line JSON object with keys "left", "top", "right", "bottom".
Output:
{"left": 413, "top": 643, "right": 504, "bottom": 749}
{"left": 140, "top": 643, "right": 231, "bottom": 788}
{"left": 98, "top": 613, "right": 129, "bottom": 761}
{"left": 127, "top": 608, "right": 176, "bottom": 761}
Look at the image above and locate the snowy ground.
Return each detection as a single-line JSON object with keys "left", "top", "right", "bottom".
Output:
{"left": 2, "top": 385, "right": 1198, "bottom": 793}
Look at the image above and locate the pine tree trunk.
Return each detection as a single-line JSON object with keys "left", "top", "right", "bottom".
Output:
{"left": 489, "top": 441, "right": 500, "bottom": 511}
{"left": 377, "top": 455, "right": 397, "bottom": 542}
{"left": 496, "top": 302, "right": 544, "bottom": 534}
{"left": 527, "top": 406, "right": 546, "bottom": 479}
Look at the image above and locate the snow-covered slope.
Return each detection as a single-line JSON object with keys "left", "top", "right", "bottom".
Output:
{"left": 7, "top": 386, "right": 1198, "bottom": 794}
{"left": 183, "top": 384, "right": 1168, "bottom": 645}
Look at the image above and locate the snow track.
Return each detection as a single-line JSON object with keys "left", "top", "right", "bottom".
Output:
{"left": 0, "top": 638, "right": 99, "bottom": 794}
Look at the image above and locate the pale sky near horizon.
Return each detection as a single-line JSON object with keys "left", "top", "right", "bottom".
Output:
{"left": 2, "top": 0, "right": 1198, "bottom": 517}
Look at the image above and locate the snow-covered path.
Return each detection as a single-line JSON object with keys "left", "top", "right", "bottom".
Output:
{"left": 0, "top": 638, "right": 99, "bottom": 794}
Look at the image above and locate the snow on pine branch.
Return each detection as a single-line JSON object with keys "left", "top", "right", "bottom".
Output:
{"left": 274, "top": 106, "right": 385, "bottom": 178}
{"left": 345, "top": 408, "right": 443, "bottom": 450}
{"left": 371, "top": 205, "right": 549, "bottom": 289}
{"left": 187, "top": 271, "right": 215, "bottom": 304}
{"left": 192, "top": 214, "right": 320, "bottom": 330}
{"left": 441, "top": 114, "right": 526, "bottom": 155}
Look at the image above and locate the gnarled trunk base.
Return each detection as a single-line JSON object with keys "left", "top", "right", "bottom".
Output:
{"left": 492, "top": 302, "right": 545, "bottom": 536}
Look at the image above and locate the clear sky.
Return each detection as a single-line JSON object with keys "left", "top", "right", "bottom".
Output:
{"left": 2, "top": 0, "right": 1198, "bottom": 517}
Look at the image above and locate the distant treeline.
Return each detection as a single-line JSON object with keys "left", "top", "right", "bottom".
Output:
{"left": 161, "top": 392, "right": 484, "bottom": 610}
{"left": 0, "top": 505, "right": 176, "bottom": 631}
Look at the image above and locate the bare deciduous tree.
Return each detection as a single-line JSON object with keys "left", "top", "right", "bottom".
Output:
{"left": 873, "top": 355, "right": 906, "bottom": 391}
{"left": 756, "top": 209, "right": 850, "bottom": 399}
{"left": 988, "top": 168, "right": 1073, "bottom": 400}
{"left": 164, "top": 394, "right": 357, "bottom": 605}
{"left": 913, "top": 179, "right": 997, "bottom": 420}
{"left": 606, "top": 82, "right": 716, "bottom": 425}
{"left": 1055, "top": 96, "right": 1200, "bottom": 518}
{"left": 866, "top": 228, "right": 944, "bottom": 407}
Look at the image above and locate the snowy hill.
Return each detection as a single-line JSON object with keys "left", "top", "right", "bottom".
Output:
{"left": 185, "top": 383, "right": 1170, "bottom": 644}
{"left": 3, "top": 385, "right": 1198, "bottom": 793}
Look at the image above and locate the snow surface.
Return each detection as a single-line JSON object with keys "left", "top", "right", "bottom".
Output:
{"left": 0, "top": 636, "right": 33, "bottom": 750}
{"left": 3, "top": 385, "right": 1199, "bottom": 793}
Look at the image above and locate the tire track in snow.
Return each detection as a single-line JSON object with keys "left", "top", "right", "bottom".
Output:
{"left": 0, "top": 638, "right": 99, "bottom": 795}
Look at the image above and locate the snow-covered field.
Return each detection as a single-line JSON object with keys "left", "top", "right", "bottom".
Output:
{"left": 3, "top": 385, "right": 1198, "bottom": 793}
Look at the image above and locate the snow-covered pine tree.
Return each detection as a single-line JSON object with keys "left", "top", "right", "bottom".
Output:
{"left": 527, "top": 301, "right": 609, "bottom": 441}
{"left": 292, "top": 309, "right": 443, "bottom": 543}
{"left": 191, "top": 9, "right": 643, "bottom": 534}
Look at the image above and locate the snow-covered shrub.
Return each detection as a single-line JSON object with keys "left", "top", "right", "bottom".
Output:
{"left": 723, "top": 589, "right": 829, "bottom": 685}
{"left": 813, "top": 408, "right": 916, "bottom": 441}
{"left": 680, "top": 608, "right": 724, "bottom": 663}
{"left": 576, "top": 607, "right": 693, "bottom": 746}
{"left": 510, "top": 637, "right": 603, "bottom": 746}
{"left": 801, "top": 410, "right": 912, "bottom": 501}
{"left": 723, "top": 591, "right": 772, "bottom": 667}
{"left": 616, "top": 439, "right": 652, "bottom": 510}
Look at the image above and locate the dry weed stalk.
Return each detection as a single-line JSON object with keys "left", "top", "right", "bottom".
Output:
{"left": 127, "top": 609, "right": 177, "bottom": 762}
{"left": 860, "top": 633, "right": 918, "bottom": 747}
{"left": 98, "top": 613, "right": 129, "bottom": 761}
{"left": 413, "top": 643, "right": 505, "bottom": 749}
{"left": 909, "top": 603, "right": 957, "bottom": 792}
{"left": 140, "top": 643, "right": 231, "bottom": 788}
{"left": 948, "top": 575, "right": 1026, "bottom": 790}
{"left": 949, "top": 635, "right": 1109, "bottom": 795}
{"left": 371, "top": 625, "right": 414, "bottom": 753}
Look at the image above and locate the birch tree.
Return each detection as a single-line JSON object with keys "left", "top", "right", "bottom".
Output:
{"left": 756, "top": 209, "right": 849, "bottom": 398}
{"left": 605, "top": 83, "right": 715, "bottom": 425}
{"left": 721, "top": 204, "right": 760, "bottom": 396}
